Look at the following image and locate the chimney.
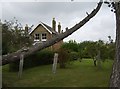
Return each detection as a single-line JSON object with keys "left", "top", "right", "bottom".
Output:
{"left": 25, "top": 24, "right": 28, "bottom": 36}
{"left": 52, "top": 18, "right": 56, "bottom": 31}
{"left": 58, "top": 22, "right": 61, "bottom": 33}
{"left": 25, "top": 24, "right": 28, "bottom": 32}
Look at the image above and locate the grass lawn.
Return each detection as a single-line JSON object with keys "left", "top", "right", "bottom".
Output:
{"left": 2, "top": 59, "right": 113, "bottom": 87}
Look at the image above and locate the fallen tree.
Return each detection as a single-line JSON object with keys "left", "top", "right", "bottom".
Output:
{"left": 1, "top": 0, "right": 103, "bottom": 66}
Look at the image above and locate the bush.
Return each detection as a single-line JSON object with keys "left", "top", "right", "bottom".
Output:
{"left": 70, "top": 52, "right": 79, "bottom": 61}
{"left": 9, "top": 60, "right": 19, "bottom": 72}
{"left": 58, "top": 48, "right": 70, "bottom": 68}
{"left": 9, "top": 49, "right": 54, "bottom": 71}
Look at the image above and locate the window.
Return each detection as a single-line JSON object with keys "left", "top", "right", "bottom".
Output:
{"left": 34, "top": 34, "right": 40, "bottom": 41}
{"left": 41, "top": 33, "right": 47, "bottom": 41}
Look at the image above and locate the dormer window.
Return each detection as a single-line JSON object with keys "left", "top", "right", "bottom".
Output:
{"left": 34, "top": 34, "right": 40, "bottom": 41}
{"left": 41, "top": 33, "right": 47, "bottom": 41}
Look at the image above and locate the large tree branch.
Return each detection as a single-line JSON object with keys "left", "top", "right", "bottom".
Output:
{"left": 1, "top": 0, "right": 103, "bottom": 66}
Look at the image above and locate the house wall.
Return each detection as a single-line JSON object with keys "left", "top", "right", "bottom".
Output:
{"left": 52, "top": 40, "right": 63, "bottom": 51}
{"left": 30, "top": 24, "right": 63, "bottom": 51}
{"left": 30, "top": 25, "right": 52, "bottom": 41}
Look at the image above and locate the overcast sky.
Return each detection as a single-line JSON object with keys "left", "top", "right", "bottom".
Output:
{"left": 1, "top": 0, "right": 116, "bottom": 43}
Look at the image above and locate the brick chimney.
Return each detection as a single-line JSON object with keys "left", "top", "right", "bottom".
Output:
{"left": 52, "top": 18, "right": 56, "bottom": 31}
{"left": 25, "top": 24, "right": 28, "bottom": 36}
{"left": 58, "top": 22, "right": 61, "bottom": 33}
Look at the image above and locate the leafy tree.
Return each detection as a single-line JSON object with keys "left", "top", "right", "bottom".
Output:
{"left": 106, "top": 36, "right": 115, "bottom": 60}
{"left": 2, "top": 18, "right": 32, "bottom": 55}
{"left": 61, "top": 40, "right": 79, "bottom": 52}
{"left": 78, "top": 41, "right": 92, "bottom": 58}
{"left": 2, "top": 24, "right": 13, "bottom": 54}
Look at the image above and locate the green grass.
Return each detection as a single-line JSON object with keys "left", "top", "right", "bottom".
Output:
{"left": 2, "top": 59, "right": 113, "bottom": 87}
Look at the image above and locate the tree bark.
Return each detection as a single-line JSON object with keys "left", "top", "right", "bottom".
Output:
{"left": 1, "top": 0, "right": 103, "bottom": 66}
{"left": 110, "top": 1, "right": 120, "bottom": 88}
{"left": 93, "top": 58, "right": 97, "bottom": 66}
{"left": 97, "top": 50, "right": 101, "bottom": 69}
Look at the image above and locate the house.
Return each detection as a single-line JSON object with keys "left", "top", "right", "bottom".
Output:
{"left": 25, "top": 18, "right": 63, "bottom": 51}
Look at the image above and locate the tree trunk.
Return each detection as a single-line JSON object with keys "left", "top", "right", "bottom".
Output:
{"left": 97, "top": 50, "right": 101, "bottom": 69}
{"left": 93, "top": 57, "right": 97, "bottom": 66}
{"left": 1, "top": 0, "right": 103, "bottom": 66}
{"left": 110, "top": 2, "right": 120, "bottom": 88}
{"left": 93, "top": 59, "right": 97, "bottom": 67}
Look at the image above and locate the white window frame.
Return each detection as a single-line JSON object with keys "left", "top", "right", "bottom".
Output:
{"left": 34, "top": 34, "right": 40, "bottom": 41}
{"left": 41, "top": 33, "right": 47, "bottom": 42}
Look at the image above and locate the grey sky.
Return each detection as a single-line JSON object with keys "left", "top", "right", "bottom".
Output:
{"left": 1, "top": 1, "right": 116, "bottom": 42}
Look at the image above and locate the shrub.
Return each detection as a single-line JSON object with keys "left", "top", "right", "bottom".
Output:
{"left": 58, "top": 48, "right": 70, "bottom": 68}
{"left": 70, "top": 52, "right": 79, "bottom": 61}
{"left": 9, "top": 60, "right": 19, "bottom": 72}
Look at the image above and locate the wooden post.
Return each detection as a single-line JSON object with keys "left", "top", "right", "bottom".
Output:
{"left": 52, "top": 53, "right": 58, "bottom": 74}
{"left": 18, "top": 54, "right": 24, "bottom": 79}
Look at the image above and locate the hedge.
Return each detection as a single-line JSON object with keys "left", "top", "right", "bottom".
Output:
{"left": 9, "top": 49, "right": 54, "bottom": 71}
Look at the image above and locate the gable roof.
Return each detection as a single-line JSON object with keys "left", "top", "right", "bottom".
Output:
{"left": 29, "top": 21, "right": 58, "bottom": 35}
{"left": 41, "top": 22, "right": 58, "bottom": 34}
